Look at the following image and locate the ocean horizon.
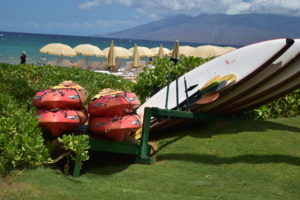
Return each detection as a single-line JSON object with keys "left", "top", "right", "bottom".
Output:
{"left": 0, "top": 31, "right": 210, "bottom": 65}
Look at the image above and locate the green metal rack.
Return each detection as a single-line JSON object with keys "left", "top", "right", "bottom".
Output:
{"left": 73, "top": 106, "right": 220, "bottom": 177}
{"left": 73, "top": 69, "right": 222, "bottom": 176}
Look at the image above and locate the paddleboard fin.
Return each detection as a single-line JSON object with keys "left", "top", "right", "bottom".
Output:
{"left": 186, "top": 84, "right": 198, "bottom": 92}
{"left": 286, "top": 38, "right": 294, "bottom": 46}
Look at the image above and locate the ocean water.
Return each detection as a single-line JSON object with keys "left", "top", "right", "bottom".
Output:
{"left": 0, "top": 31, "right": 203, "bottom": 65}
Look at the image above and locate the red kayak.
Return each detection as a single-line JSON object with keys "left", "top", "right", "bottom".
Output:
{"left": 33, "top": 88, "right": 87, "bottom": 109}
{"left": 88, "top": 92, "right": 140, "bottom": 117}
{"left": 89, "top": 115, "right": 141, "bottom": 142}
{"left": 37, "top": 108, "right": 88, "bottom": 137}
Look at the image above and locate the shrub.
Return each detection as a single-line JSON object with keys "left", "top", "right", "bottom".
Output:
{"left": 0, "top": 92, "right": 49, "bottom": 175}
{"left": 0, "top": 63, "right": 135, "bottom": 175}
{"left": 57, "top": 134, "right": 90, "bottom": 172}
{"left": 246, "top": 89, "right": 300, "bottom": 119}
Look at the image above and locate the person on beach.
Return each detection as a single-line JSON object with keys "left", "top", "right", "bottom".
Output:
{"left": 37, "top": 56, "right": 46, "bottom": 66}
{"left": 20, "top": 51, "right": 27, "bottom": 64}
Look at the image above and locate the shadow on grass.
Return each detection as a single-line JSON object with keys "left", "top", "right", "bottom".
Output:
{"left": 157, "top": 153, "right": 300, "bottom": 166}
{"left": 153, "top": 118, "right": 300, "bottom": 138}
{"left": 80, "top": 151, "right": 134, "bottom": 175}
{"left": 150, "top": 118, "right": 300, "bottom": 154}
{"left": 201, "top": 119, "right": 300, "bottom": 136}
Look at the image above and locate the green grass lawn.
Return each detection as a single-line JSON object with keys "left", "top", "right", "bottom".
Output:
{"left": 1, "top": 116, "right": 300, "bottom": 200}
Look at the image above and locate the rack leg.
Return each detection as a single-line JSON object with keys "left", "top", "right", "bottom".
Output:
{"left": 136, "top": 107, "right": 156, "bottom": 164}
{"left": 73, "top": 161, "right": 81, "bottom": 177}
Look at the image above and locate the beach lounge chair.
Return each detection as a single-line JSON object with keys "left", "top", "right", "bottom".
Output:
{"left": 88, "top": 61, "right": 101, "bottom": 71}
{"left": 96, "top": 62, "right": 108, "bottom": 71}
{"left": 76, "top": 60, "right": 87, "bottom": 69}
{"left": 61, "top": 59, "right": 71, "bottom": 67}
{"left": 123, "top": 61, "right": 133, "bottom": 72}
{"left": 47, "top": 60, "right": 57, "bottom": 66}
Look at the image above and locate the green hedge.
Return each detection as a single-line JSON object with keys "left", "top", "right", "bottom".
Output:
{"left": 0, "top": 92, "right": 49, "bottom": 175}
{"left": 246, "top": 89, "right": 300, "bottom": 119}
{"left": 0, "top": 63, "right": 134, "bottom": 175}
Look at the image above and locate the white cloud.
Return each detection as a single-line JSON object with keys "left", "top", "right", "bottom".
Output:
{"left": 78, "top": 0, "right": 300, "bottom": 18}
{"left": 78, "top": 0, "right": 112, "bottom": 10}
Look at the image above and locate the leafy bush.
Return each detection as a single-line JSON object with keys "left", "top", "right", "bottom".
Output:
{"left": 246, "top": 89, "right": 300, "bottom": 119}
{"left": 134, "top": 57, "right": 212, "bottom": 102}
{"left": 0, "top": 92, "right": 49, "bottom": 175}
{"left": 58, "top": 134, "right": 90, "bottom": 166}
{"left": 0, "top": 63, "right": 135, "bottom": 175}
{"left": 0, "top": 63, "right": 134, "bottom": 107}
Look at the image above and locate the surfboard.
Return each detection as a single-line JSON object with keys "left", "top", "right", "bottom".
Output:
{"left": 224, "top": 73, "right": 300, "bottom": 114}
{"left": 150, "top": 58, "right": 300, "bottom": 131}
{"left": 197, "top": 39, "right": 300, "bottom": 113}
{"left": 209, "top": 39, "right": 300, "bottom": 113}
{"left": 137, "top": 38, "right": 293, "bottom": 119}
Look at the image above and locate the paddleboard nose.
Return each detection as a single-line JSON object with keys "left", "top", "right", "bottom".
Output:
{"left": 286, "top": 38, "right": 294, "bottom": 46}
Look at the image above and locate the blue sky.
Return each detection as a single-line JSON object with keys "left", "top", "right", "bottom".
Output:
{"left": 1, "top": 0, "right": 300, "bottom": 36}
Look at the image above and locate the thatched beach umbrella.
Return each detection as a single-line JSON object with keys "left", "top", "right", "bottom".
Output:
{"left": 40, "top": 43, "right": 76, "bottom": 65}
{"left": 151, "top": 44, "right": 170, "bottom": 58}
{"left": 129, "top": 46, "right": 154, "bottom": 57}
{"left": 73, "top": 44, "right": 104, "bottom": 57}
{"left": 132, "top": 43, "right": 140, "bottom": 68}
{"left": 179, "top": 45, "right": 195, "bottom": 57}
{"left": 190, "top": 45, "right": 228, "bottom": 58}
{"left": 158, "top": 44, "right": 164, "bottom": 58}
{"left": 102, "top": 46, "right": 131, "bottom": 58}
{"left": 170, "top": 40, "right": 180, "bottom": 62}
{"left": 73, "top": 44, "right": 104, "bottom": 67}
{"left": 40, "top": 43, "right": 76, "bottom": 57}
{"left": 223, "top": 46, "right": 237, "bottom": 52}
{"left": 106, "top": 40, "right": 116, "bottom": 71}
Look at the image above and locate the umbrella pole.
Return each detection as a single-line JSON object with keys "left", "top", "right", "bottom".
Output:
{"left": 57, "top": 56, "right": 61, "bottom": 66}
{"left": 86, "top": 56, "right": 89, "bottom": 69}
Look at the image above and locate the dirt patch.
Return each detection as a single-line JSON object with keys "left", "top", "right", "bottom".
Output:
{"left": 0, "top": 171, "right": 33, "bottom": 198}
{"left": 149, "top": 141, "right": 159, "bottom": 155}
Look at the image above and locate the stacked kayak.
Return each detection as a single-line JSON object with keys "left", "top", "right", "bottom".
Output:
{"left": 88, "top": 88, "right": 141, "bottom": 142}
{"left": 33, "top": 81, "right": 88, "bottom": 137}
{"left": 37, "top": 108, "right": 88, "bottom": 137}
{"left": 33, "top": 81, "right": 87, "bottom": 109}
{"left": 88, "top": 90, "right": 140, "bottom": 116}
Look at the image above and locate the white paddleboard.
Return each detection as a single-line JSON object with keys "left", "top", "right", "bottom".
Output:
{"left": 137, "top": 38, "right": 293, "bottom": 119}
{"left": 225, "top": 73, "right": 300, "bottom": 114}
{"left": 214, "top": 39, "right": 300, "bottom": 113}
{"left": 200, "top": 39, "right": 300, "bottom": 113}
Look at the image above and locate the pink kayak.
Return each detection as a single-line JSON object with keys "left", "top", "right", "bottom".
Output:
{"left": 37, "top": 108, "right": 88, "bottom": 137}
{"left": 88, "top": 115, "right": 141, "bottom": 142}
{"left": 33, "top": 88, "right": 87, "bottom": 109}
{"left": 88, "top": 92, "right": 140, "bottom": 117}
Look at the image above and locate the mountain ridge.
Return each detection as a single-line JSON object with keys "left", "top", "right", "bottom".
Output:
{"left": 102, "top": 14, "right": 300, "bottom": 46}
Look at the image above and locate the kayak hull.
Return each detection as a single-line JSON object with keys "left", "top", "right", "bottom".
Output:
{"left": 89, "top": 115, "right": 141, "bottom": 142}
{"left": 88, "top": 92, "right": 140, "bottom": 117}
{"left": 33, "top": 88, "right": 87, "bottom": 109}
{"left": 37, "top": 108, "right": 88, "bottom": 137}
